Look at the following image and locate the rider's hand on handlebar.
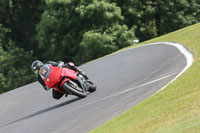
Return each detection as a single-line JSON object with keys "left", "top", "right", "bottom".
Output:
{"left": 58, "top": 61, "right": 64, "bottom": 68}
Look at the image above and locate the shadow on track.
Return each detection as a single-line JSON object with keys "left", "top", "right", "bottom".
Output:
{"left": 0, "top": 97, "right": 81, "bottom": 127}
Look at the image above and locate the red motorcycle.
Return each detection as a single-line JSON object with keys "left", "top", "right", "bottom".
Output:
{"left": 39, "top": 64, "right": 96, "bottom": 98}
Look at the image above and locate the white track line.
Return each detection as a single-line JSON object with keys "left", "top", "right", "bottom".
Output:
{"left": 114, "top": 42, "right": 193, "bottom": 93}
{"left": 78, "top": 42, "right": 193, "bottom": 108}
{"left": 146, "top": 42, "right": 193, "bottom": 93}
{"left": 75, "top": 72, "right": 178, "bottom": 109}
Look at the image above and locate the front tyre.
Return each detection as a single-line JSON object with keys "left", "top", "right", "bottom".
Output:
{"left": 63, "top": 81, "right": 87, "bottom": 98}
{"left": 87, "top": 80, "right": 97, "bottom": 92}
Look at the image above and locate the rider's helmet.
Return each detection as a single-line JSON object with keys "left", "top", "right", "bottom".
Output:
{"left": 31, "top": 60, "right": 43, "bottom": 74}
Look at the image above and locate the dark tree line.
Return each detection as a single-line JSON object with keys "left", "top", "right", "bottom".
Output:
{"left": 0, "top": 0, "right": 199, "bottom": 93}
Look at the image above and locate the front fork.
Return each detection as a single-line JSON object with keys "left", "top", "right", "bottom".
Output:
{"left": 76, "top": 74, "right": 89, "bottom": 92}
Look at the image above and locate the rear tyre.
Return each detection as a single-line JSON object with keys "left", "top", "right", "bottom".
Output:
{"left": 63, "top": 81, "right": 87, "bottom": 98}
{"left": 87, "top": 80, "right": 97, "bottom": 92}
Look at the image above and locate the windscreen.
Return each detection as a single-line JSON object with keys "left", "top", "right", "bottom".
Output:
{"left": 39, "top": 64, "right": 51, "bottom": 79}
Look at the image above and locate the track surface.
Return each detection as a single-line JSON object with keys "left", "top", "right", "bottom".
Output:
{"left": 0, "top": 43, "right": 189, "bottom": 133}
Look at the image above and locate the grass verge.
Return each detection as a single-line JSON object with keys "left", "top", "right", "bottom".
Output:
{"left": 91, "top": 23, "right": 200, "bottom": 133}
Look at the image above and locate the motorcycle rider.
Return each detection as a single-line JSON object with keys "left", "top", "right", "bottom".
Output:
{"left": 31, "top": 60, "right": 88, "bottom": 99}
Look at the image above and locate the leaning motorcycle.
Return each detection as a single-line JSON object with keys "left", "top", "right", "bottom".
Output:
{"left": 39, "top": 64, "right": 96, "bottom": 98}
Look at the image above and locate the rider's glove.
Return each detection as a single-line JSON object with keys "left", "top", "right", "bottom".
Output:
{"left": 58, "top": 61, "right": 64, "bottom": 68}
{"left": 77, "top": 68, "right": 88, "bottom": 80}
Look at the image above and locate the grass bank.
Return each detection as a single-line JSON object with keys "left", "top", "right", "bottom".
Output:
{"left": 91, "top": 23, "right": 200, "bottom": 133}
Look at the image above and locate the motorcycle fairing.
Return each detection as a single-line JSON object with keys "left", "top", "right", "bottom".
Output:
{"left": 61, "top": 67, "right": 77, "bottom": 80}
{"left": 43, "top": 65, "right": 62, "bottom": 88}
{"left": 43, "top": 65, "right": 78, "bottom": 94}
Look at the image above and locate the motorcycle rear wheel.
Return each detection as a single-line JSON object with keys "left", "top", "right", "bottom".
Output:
{"left": 63, "top": 81, "right": 87, "bottom": 98}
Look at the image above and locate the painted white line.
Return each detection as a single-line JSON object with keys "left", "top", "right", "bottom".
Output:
{"left": 146, "top": 42, "right": 193, "bottom": 93}
{"left": 27, "top": 72, "right": 180, "bottom": 123}
{"left": 114, "top": 42, "right": 193, "bottom": 93}
{"left": 69, "top": 72, "right": 178, "bottom": 111}
{"left": 77, "top": 42, "right": 193, "bottom": 109}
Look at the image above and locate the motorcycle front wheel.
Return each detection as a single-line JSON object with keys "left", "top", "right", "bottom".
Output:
{"left": 87, "top": 80, "right": 97, "bottom": 92}
{"left": 62, "top": 81, "right": 87, "bottom": 98}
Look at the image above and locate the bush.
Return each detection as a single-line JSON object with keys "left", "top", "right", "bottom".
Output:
{"left": 0, "top": 42, "right": 35, "bottom": 93}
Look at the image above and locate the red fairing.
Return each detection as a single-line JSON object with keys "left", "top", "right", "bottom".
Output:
{"left": 60, "top": 78, "right": 70, "bottom": 88}
{"left": 42, "top": 65, "right": 77, "bottom": 94}
{"left": 44, "top": 65, "right": 62, "bottom": 88}
{"left": 61, "top": 68, "right": 77, "bottom": 80}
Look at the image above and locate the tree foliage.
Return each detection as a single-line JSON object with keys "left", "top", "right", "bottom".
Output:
{"left": 109, "top": 0, "right": 200, "bottom": 40}
{"left": 0, "top": 0, "right": 45, "bottom": 54}
{"left": 77, "top": 24, "right": 135, "bottom": 63}
{"left": 0, "top": 41, "right": 35, "bottom": 93}
{"left": 76, "top": 1, "right": 123, "bottom": 30}
{"left": 37, "top": 1, "right": 80, "bottom": 62}
{"left": 0, "top": 0, "right": 43, "bottom": 93}
{"left": 37, "top": 0, "right": 136, "bottom": 64}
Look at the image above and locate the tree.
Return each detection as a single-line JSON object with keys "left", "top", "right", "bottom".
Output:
{"left": 78, "top": 30, "right": 116, "bottom": 62}
{"left": 75, "top": 0, "right": 123, "bottom": 30}
{"left": 0, "top": 24, "right": 35, "bottom": 93}
{"left": 76, "top": 24, "right": 136, "bottom": 64}
{"left": 108, "top": 0, "right": 157, "bottom": 41}
{"left": 37, "top": 1, "right": 80, "bottom": 62}
{"left": 154, "top": 0, "right": 200, "bottom": 35}
{"left": 0, "top": 0, "right": 45, "bottom": 56}
{"left": 0, "top": 24, "right": 11, "bottom": 49}
{"left": 0, "top": 42, "right": 35, "bottom": 93}
{"left": 108, "top": 0, "right": 200, "bottom": 40}
{"left": 37, "top": 0, "right": 136, "bottom": 64}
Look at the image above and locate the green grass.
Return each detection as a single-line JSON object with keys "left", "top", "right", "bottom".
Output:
{"left": 91, "top": 23, "right": 200, "bottom": 133}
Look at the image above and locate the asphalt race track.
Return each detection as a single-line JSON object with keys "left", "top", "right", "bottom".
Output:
{"left": 0, "top": 42, "right": 192, "bottom": 133}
